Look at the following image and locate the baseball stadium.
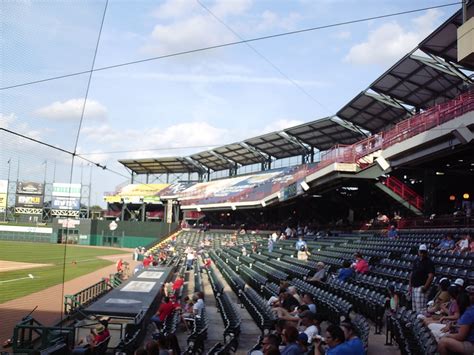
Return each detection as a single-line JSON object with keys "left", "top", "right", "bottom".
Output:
{"left": 0, "top": 1, "right": 473, "bottom": 354}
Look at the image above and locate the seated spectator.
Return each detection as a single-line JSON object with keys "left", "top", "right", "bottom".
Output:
{"left": 338, "top": 260, "right": 354, "bottom": 282}
{"left": 313, "top": 324, "right": 347, "bottom": 355}
{"left": 302, "top": 293, "right": 317, "bottom": 314}
{"left": 308, "top": 262, "right": 326, "bottom": 284}
{"left": 424, "top": 278, "right": 450, "bottom": 316}
{"left": 387, "top": 225, "right": 398, "bottom": 239}
{"left": 73, "top": 323, "right": 110, "bottom": 355}
{"left": 340, "top": 321, "right": 365, "bottom": 355}
{"left": 452, "top": 234, "right": 470, "bottom": 253}
{"left": 352, "top": 253, "right": 369, "bottom": 274}
{"left": 287, "top": 286, "right": 302, "bottom": 305}
{"left": 296, "top": 333, "right": 309, "bottom": 354}
{"left": 297, "top": 245, "right": 310, "bottom": 261}
{"left": 262, "top": 334, "right": 281, "bottom": 354}
{"left": 300, "top": 311, "right": 320, "bottom": 343}
{"left": 295, "top": 236, "right": 307, "bottom": 251}
{"left": 151, "top": 296, "right": 180, "bottom": 329}
{"left": 437, "top": 285, "right": 474, "bottom": 355}
{"left": 280, "top": 326, "right": 303, "bottom": 355}
{"left": 438, "top": 235, "right": 455, "bottom": 251}
{"left": 193, "top": 292, "right": 205, "bottom": 315}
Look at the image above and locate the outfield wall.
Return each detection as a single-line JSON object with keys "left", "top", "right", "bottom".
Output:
{"left": 52, "top": 219, "right": 179, "bottom": 248}
{"left": 0, "top": 224, "right": 53, "bottom": 242}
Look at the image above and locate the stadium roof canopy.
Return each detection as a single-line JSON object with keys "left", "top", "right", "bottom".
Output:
{"left": 119, "top": 157, "right": 207, "bottom": 175}
{"left": 338, "top": 4, "right": 473, "bottom": 132}
{"left": 120, "top": 3, "right": 473, "bottom": 176}
{"left": 119, "top": 117, "right": 364, "bottom": 175}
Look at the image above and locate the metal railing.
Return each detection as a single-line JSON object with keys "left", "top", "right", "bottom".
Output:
{"left": 64, "top": 279, "right": 111, "bottom": 315}
{"left": 383, "top": 176, "right": 424, "bottom": 210}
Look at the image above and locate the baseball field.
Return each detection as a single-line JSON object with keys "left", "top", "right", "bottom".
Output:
{"left": 0, "top": 241, "right": 126, "bottom": 303}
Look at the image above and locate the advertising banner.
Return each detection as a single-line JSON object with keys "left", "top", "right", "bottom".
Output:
{"left": 16, "top": 194, "right": 44, "bottom": 207}
{"left": 52, "top": 197, "right": 80, "bottom": 210}
{"left": 52, "top": 183, "right": 81, "bottom": 197}
{"left": 0, "top": 193, "right": 7, "bottom": 210}
{"left": 17, "top": 182, "right": 44, "bottom": 195}
{"left": 166, "top": 200, "right": 173, "bottom": 224}
{"left": 103, "top": 184, "right": 168, "bottom": 204}
{"left": 0, "top": 180, "right": 8, "bottom": 194}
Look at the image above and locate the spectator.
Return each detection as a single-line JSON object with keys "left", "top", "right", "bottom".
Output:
{"left": 352, "top": 253, "right": 369, "bottom": 274}
{"left": 409, "top": 244, "right": 435, "bottom": 313}
{"left": 308, "top": 262, "right": 326, "bottom": 284}
{"left": 386, "top": 285, "right": 399, "bottom": 315}
{"left": 268, "top": 236, "right": 275, "bottom": 253}
{"left": 300, "top": 311, "right": 320, "bottom": 343}
{"left": 313, "top": 324, "right": 347, "bottom": 355}
{"left": 281, "top": 326, "right": 303, "bottom": 355}
{"left": 387, "top": 225, "right": 398, "bottom": 239}
{"left": 73, "top": 323, "right": 110, "bottom": 355}
{"left": 261, "top": 334, "right": 281, "bottom": 354}
{"left": 340, "top": 321, "right": 365, "bottom": 355}
{"left": 296, "top": 333, "right": 309, "bottom": 353}
{"left": 424, "top": 278, "right": 451, "bottom": 316}
{"left": 295, "top": 236, "right": 307, "bottom": 251}
{"left": 338, "top": 260, "right": 354, "bottom": 282}
{"left": 193, "top": 292, "right": 205, "bottom": 315}
{"left": 302, "top": 293, "right": 317, "bottom": 314}
{"left": 145, "top": 340, "right": 160, "bottom": 355}
{"left": 437, "top": 285, "right": 474, "bottom": 354}
{"left": 287, "top": 286, "right": 302, "bottom": 305}
{"left": 186, "top": 249, "right": 195, "bottom": 270}
{"left": 453, "top": 234, "right": 470, "bottom": 253}
{"left": 297, "top": 245, "right": 310, "bottom": 261}
{"left": 151, "top": 296, "right": 179, "bottom": 329}
{"left": 438, "top": 235, "right": 455, "bottom": 251}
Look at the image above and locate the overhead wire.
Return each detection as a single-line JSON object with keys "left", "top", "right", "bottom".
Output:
{"left": 195, "top": 0, "right": 329, "bottom": 113}
{"left": 0, "top": 2, "right": 461, "bottom": 91}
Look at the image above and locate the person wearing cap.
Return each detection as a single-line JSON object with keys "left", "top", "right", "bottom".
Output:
{"left": 73, "top": 322, "right": 110, "bottom": 354}
{"left": 280, "top": 325, "right": 303, "bottom": 355}
{"left": 409, "top": 244, "right": 435, "bottom": 313}
{"left": 454, "top": 278, "right": 465, "bottom": 290}
{"left": 437, "top": 285, "right": 474, "bottom": 355}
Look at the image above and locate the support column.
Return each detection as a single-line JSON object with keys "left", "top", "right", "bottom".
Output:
{"left": 424, "top": 171, "right": 437, "bottom": 216}
{"left": 141, "top": 203, "right": 146, "bottom": 222}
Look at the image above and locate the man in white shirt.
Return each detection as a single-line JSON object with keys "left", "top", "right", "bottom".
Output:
{"left": 193, "top": 292, "right": 205, "bottom": 315}
{"left": 299, "top": 311, "right": 319, "bottom": 344}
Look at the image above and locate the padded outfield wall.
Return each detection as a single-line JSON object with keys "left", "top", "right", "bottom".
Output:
{"left": 0, "top": 220, "right": 178, "bottom": 247}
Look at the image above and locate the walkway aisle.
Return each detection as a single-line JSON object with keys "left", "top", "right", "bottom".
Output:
{"left": 201, "top": 267, "right": 226, "bottom": 352}
{"left": 209, "top": 265, "right": 261, "bottom": 354}
{"left": 175, "top": 267, "right": 195, "bottom": 352}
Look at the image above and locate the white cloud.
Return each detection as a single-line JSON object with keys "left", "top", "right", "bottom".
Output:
{"left": 0, "top": 113, "right": 16, "bottom": 128}
{"left": 144, "top": 0, "right": 302, "bottom": 55}
{"left": 34, "top": 98, "right": 108, "bottom": 121}
{"left": 344, "top": 9, "right": 441, "bottom": 65}
{"left": 262, "top": 119, "right": 304, "bottom": 134}
{"left": 80, "top": 121, "right": 229, "bottom": 159}
{"left": 257, "top": 10, "right": 302, "bottom": 32}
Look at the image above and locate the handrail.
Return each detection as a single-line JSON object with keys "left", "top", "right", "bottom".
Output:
{"left": 64, "top": 279, "right": 111, "bottom": 315}
{"left": 384, "top": 176, "right": 424, "bottom": 210}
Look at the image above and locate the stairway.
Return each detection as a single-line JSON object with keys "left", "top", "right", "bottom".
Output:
{"left": 375, "top": 176, "right": 424, "bottom": 216}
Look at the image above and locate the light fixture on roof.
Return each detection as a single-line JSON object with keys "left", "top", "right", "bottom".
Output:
{"left": 231, "top": 205, "right": 236, "bottom": 211}
{"left": 300, "top": 181, "right": 310, "bottom": 191}
{"left": 449, "top": 195, "right": 456, "bottom": 201}
{"left": 436, "top": 171, "right": 445, "bottom": 176}
{"left": 463, "top": 193, "right": 470, "bottom": 200}
{"left": 261, "top": 201, "right": 266, "bottom": 207}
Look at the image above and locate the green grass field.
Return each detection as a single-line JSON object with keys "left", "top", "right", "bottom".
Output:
{"left": 0, "top": 241, "right": 126, "bottom": 303}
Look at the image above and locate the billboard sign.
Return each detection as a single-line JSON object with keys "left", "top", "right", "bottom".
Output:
{"left": 52, "top": 197, "right": 80, "bottom": 210}
{"left": 0, "top": 193, "right": 7, "bottom": 210}
{"left": 52, "top": 183, "right": 81, "bottom": 198}
{"left": 16, "top": 194, "right": 44, "bottom": 207}
{"left": 17, "top": 182, "right": 44, "bottom": 195}
{"left": 0, "top": 180, "right": 8, "bottom": 194}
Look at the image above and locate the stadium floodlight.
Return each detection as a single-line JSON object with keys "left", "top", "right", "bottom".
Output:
{"left": 197, "top": 207, "right": 201, "bottom": 212}
{"left": 261, "top": 201, "right": 266, "bottom": 207}
{"left": 231, "top": 205, "right": 236, "bottom": 211}
{"left": 300, "top": 181, "right": 310, "bottom": 191}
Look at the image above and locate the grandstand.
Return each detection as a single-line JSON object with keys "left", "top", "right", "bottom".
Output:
{"left": 2, "top": 1, "right": 474, "bottom": 355}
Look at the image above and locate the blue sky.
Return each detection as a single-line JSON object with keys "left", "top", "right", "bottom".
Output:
{"left": 0, "top": 0, "right": 460, "bottom": 205}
